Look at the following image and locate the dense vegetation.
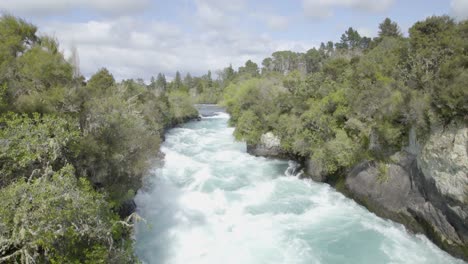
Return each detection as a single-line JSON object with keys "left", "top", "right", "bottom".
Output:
{"left": 0, "top": 15, "right": 197, "bottom": 263}
{"left": 1, "top": 13, "right": 466, "bottom": 262}
{"left": 218, "top": 16, "right": 467, "bottom": 180}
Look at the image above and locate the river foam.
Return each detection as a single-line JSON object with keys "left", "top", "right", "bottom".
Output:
{"left": 135, "top": 107, "right": 465, "bottom": 264}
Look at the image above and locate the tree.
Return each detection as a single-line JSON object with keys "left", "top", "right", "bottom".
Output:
{"left": 184, "top": 72, "right": 193, "bottom": 89}
{"left": 171, "top": 71, "right": 183, "bottom": 91}
{"left": 233, "top": 110, "right": 263, "bottom": 144}
{"left": 223, "top": 64, "right": 235, "bottom": 82}
{"left": 69, "top": 44, "right": 80, "bottom": 78}
{"left": 0, "top": 113, "right": 79, "bottom": 187}
{"left": 407, "top": 16, "right": 458, "bottom": 91}
{"left": 87, "top": 68, "right": 115, "bottom": 91}
{"left": 319, "top": 42, "right": 326, "bottom": 51}
{"left": 0, "top": 14, "right": 201, "bottom": 263}
{"left": 270, "top": 51, "right": 301, "bottom": 73}
{"left": 359, "top": 36, "right": 372, "bottom": 50}
{"left": 149, "top": 75, "right": 156, "bottom": 90}
{"left": 0, "top": 16, "right": 73, "bottom": 113}
{"left": 378, "top": 18, "right": 402, "bottom": 38}
{"left": 0, "top": 165, "right": 135, "bottom": 263}
{"left": 206, "top": 70, "right": 213, "bottom": 87}
{"left": 195, "top": 78, "right": 204, "bottom": 94}
{"left": 335, "top": 27, "right": 371, "bottom": 51}
{"left": 167, "top": 90, "right": 198, "bottom": 122}
{"left": 0, "top": 14, "right": 38, "bottom": 68}
{"left": 156, "top": 73, "right": 167, "bottom": 91}
{"left": 409, "top": 15, "right": 456, "bottom": 52}
{"left": 305, "top": 48, "right": 326, "bottom": 73}
{"left": 283, "top": 70, "right": 303, "bottom": 94}
{"left": 346, "top": 27, "right": 362, "bottom": 49}
{"left": 10, "top": 36, "right": 73, "bottom": 113}
{"left": 238, "top": 60, "right": 259, "bottom": 77}
{"left": 261, "top": 58, "right": 273, "bottom": 74}
{"left": 326, "top": 41, "right": 334, "bottom": 55}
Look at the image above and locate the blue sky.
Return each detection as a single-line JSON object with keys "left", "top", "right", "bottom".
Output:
{"left": 1, "top": 0, "right": 466, "bottom": 81}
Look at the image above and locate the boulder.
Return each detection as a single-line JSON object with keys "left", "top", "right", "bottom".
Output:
{"left": 303, "top": 158, "right": 326, "bottom": 182}
{"left": 345, "top": 153, "right": 426, "bottom": 231}
{"left": 247, "top": 132, "right": 288, "bottom": 159}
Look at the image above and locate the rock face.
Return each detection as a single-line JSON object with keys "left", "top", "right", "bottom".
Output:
{"left": 416, "top": 122, "right": 468, "bottom": 259}
{"left": 303, "top": 158, "right": 326, "bottom": 182}
{"left": 247, "top": 132, "right": 288, "bottom": 158}
{"left": 345, "top": 122, "right": 468, "bottom": 261}
{"left": 418, "top": 122, "right": 467, "bottom": 206}
{"left": 246, "top": 124, "right": 468, "bottom": 260}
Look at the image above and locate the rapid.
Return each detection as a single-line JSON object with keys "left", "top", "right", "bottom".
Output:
{"left": 134, "top": 105, "right": 464, "bottom": 264}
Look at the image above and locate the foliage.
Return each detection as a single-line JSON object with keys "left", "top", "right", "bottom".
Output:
{"left": 0, "top": 14, "right": 199, "bottom": 263}
{"left": 223, "top": 16, "right": 468, "bottom": 181}
{"left": 233, "top": 110, "right": 263, "bottom": 144}
{"left": 167, "top": 90, "right": 198, "bottom": 123}
{"left": 0, "top": 165, "right": 136, "bottom": 263}
{"left": 0, "top": 113, "right": 79, "bottom": 187}
{"left": 378, "top": 18, "right": 402, "bottom": 38}
{"left": 377, "top": 162, "right": 389, "bottom": 183}
{"left": 0, "top": 15, "right": 37, "bottom": 77}
{"left": 86, "top": 68, "right": 115, "bottom": 92}
{"left": 74, "top": 84, "right": 162, "bottom": 203}
{"left": 238, "top": 60, "right": 259, "bottom": 77}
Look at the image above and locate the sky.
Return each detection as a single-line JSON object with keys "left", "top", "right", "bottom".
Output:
{"left": 1, "top": 0, "right": 467, "bottom": 81}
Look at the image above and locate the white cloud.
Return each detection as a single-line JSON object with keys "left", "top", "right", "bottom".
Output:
{"left": 4, "top": 0, "right": 315, "bottom": 81}
{"left": 251, "top": 12, "right": 290, "bottom": 31}
{"left": 194, "top": 1, "right": 229, "bottom": 29}
{"left": 193, "top": 0, "right": 247, "bottom": 30}
{"left": 195, "top": 0, "right": 246, "bottom": 12}
{"left": 40, "top": 17, "right": 312, "bottom": 81}
{"left": 0, "top": 0, "right": 150, "bottom": 16}
{"left": 303, "top": 0, "right": 394, "bottom": 18}
{"left": 451, "top": 0, "right": 468, "bottom": 20}
{"left": 356, "top": 27, "right": 376, "bottom": 38}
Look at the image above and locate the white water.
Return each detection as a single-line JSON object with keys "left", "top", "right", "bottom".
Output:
{"left": 135, "top": 109, "right": 465, "bottom": 264}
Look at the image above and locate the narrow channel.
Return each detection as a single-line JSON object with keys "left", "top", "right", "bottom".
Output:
{"left": 134, "top": 105, "right": 463, "bottom": 264}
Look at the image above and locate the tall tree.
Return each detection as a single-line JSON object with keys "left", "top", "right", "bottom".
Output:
{"left": 378, "top": 18, "right": 402, "bottom": 38}
{"left": 224, "top": 64, "right": 235, "bottom": 81}
{"left": 326, "top": 41, "right": 334, "bottom": 55}
{"left": 149, "top": 76, "right": 156, "bottom": 90}
{"left": 156, "top": 73, "right": 167, "bottom": 91}
{"left": 206, "top": 70, "right": 213, "bottom": 87}
{"left": 184, "top": 72, "right": 192, "bottom": 86}
{"left": 262, "top": 58, "right": 273, "bottom": 73}
{"left": 87, "top": 68, "right": 115, "bottom": 90}
{"left": 345, "top": 27, "right": 362, "bottom": 49}
{"left": 305, "top": 48, "right": 325, "bottom": 73}
{"left": 172, "top": 71, "right": 182, "bottom": 90}
{"left": 239, "top": 60, "right": 259, "bottom": 77}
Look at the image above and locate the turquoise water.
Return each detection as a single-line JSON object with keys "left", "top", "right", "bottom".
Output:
{"left": 134, "top": 110, "right": 465, "bottom": 264}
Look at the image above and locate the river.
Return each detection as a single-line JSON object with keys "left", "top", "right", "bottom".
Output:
{"left": 134, "top": 105, "right": 464, "bottom": 264}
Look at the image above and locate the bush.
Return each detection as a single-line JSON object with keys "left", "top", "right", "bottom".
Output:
{"left": 0, "top": 113, "right": 79, "bottom": 187}
{"left": 167, "top": 90, "right": 198, "bottom": 123}
{"left": 0, "top": 165, "right": 136, "bottom": 263}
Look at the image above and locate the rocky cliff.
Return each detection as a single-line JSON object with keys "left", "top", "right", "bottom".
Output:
{"left": 346, "top": 122, "right": 467, "bottom": 261}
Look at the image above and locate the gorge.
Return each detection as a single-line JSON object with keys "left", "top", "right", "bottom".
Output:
{"left": 134, "top": 105, "right": 464, "bottom": 264}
